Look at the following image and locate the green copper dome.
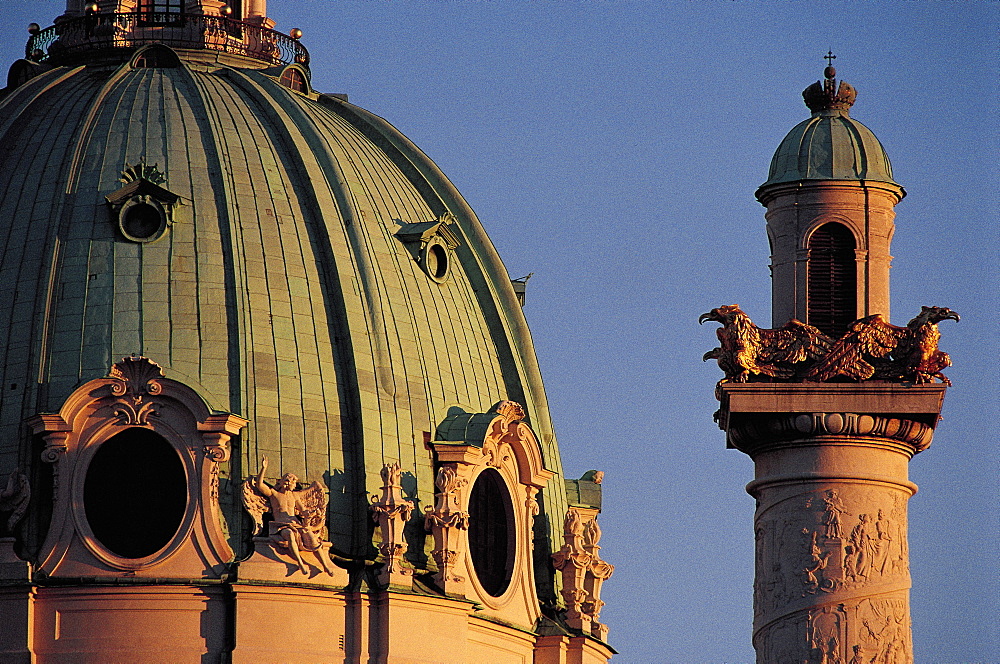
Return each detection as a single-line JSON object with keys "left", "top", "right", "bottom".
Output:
{"left": 759, "top": 71, "right": 899, "bottom": 189}
{"left": 0, "top": 41, "right": 566, "bottom": 560}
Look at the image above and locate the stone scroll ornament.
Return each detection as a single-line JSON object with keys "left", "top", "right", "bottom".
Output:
{"left": 423, "top": 464, "right": 469, "bottom": 593}
{"left": 552, "top": 509, "right": 592, "bottom": 631}
{"left": 0, "top": 470, "right": 30, "bottom": 534}
{"left": 700, "top": 304, "right": 959, "bottom": 385}
{"left": 242, "top": 456, "right": 336, "bottom": 575}
{"left": 370, "top": 462, "right": 415, "bottom": 586}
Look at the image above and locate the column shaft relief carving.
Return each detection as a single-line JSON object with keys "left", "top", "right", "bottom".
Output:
{"left": 753, "top": 486, "right": 912, "bottom": 663}
{"left": 552, "top": 506, "right": 613, "bottom": 640}
{"left": 424, "top": 463, "right": 471, "bottom": 595}
{"left": 370, "top": 462, "right": 415, "bottom": 587}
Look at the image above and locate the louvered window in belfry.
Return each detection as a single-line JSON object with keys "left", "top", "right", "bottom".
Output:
{"left": 807, "top": 223, "right": 856, "bottom": 337}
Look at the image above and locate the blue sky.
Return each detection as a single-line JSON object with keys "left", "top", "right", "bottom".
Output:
{"left": 3, "top": 2, "right": 996, "bottom": 662}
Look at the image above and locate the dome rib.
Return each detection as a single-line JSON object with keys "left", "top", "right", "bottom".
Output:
{"left": 762, "top": 111, "right": 898, "bottom": 188}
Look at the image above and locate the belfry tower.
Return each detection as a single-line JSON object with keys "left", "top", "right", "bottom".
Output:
{"left": 703, "top": 60, "right": 957, "bottom": 662}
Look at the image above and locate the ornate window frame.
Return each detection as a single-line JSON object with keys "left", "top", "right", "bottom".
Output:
{"left": 394, "top": 212, "right": 462, "bottom": 284}
{"left": 105, "top": 161, "right": 180, "bottom": 244}
{"left": 27, "top": 356, "right": 246, "bottom": 577}
{"left": 425, "top": 401, "right": 552, "bottom": 616}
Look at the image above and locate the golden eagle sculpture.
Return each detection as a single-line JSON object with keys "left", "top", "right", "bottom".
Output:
{"left": 700, "top": 304, "right": 959, "bottom": 385}
{"left": 806, "top": 306, "right": 960, "bottom": 385}
{"left": 699, "top": 305, "right": 833, "bottom": 383}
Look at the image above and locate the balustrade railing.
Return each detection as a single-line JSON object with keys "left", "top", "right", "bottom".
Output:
{"left": 26, "top": 13, "right": 309, "bottom": 68}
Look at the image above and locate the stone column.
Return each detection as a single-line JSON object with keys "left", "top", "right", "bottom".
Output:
{"left": 718, "top": 383, "right": 945, "bottom": 664}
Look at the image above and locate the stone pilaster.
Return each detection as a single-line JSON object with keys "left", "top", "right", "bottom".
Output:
{"left": 718, "top": 382, "right": 945, "bottom": 664}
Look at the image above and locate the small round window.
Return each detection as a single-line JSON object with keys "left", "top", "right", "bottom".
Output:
{"left": 421, "top": 239, "right": 451, "bottom": 282}
{"left": 467, "top": 468, "right": 515, "bottom": 597}
{"left": 119, "top": 198, "right": 167, "bottom": 242}
{"left": 83, "top": 428, "right": 187, "bottom": 559}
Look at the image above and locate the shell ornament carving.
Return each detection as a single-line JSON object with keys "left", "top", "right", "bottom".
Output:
{"left": 108, "top": 356, "right": 165, "bottom": 425}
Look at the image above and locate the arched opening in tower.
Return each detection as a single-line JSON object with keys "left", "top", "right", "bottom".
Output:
{"left": 807, "top": 222, "right": 856, "bottom": 337}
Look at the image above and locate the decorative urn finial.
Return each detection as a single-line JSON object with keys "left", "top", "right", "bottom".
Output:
{"left": 802, "top": 52, "right": 857, "bottom": 113}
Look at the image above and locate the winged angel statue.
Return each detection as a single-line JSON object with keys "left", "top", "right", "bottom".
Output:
{"left": 242, "top": 456, "right": 335, "bottom": 575}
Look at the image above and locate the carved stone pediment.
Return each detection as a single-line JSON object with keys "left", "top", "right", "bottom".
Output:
{"left": 105, "top": 161, "right": 181, "bottom": 243}
{"left": 26, "top": 356, "right": 246, "bottom": 579}
{"left": 393, "top": 212, "right": 461, "bottom": 249}
{"left": 394, "top": 213, "right": 462, "bottom": 282}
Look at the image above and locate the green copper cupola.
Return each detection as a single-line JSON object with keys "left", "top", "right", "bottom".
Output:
{"left": 759, "top": 61, "right": 900, "bottom": 190}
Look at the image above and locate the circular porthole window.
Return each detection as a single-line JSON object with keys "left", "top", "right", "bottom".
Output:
{"left": 119, "top": 197, "right": 167, "bottom": 242}
{"left": 83, "top": 428, "right": 187, "bottom": 559}
{"left": 467, "top": 468, "right": 515, "bottom": 597}
{"left": 421, "top": 239, "right": 451, "bottom": 282}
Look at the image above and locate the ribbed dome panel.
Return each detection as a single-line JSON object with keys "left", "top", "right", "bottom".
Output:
{"left": 0, "top": 57, "right": 565, "bottom": 555}
{"left": 763, "top": 111, "right": 897, "bottom": 187}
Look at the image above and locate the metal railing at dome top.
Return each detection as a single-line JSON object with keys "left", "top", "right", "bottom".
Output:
{"left": 26, "top": 12, "right": 309, "bottom": 68}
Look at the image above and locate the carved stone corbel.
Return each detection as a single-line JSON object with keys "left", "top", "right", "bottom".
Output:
{"left": 198, "top": 414, "right": 246, "bottom": 503}
{"left": 424, "top": 464, "right": 471, "bottom": 595}
{"left": 371, "top": 462, "right": 415, "bottom": 587}
{"left": 552, "top": 508, "right": 593, "bottom": 633}
{"left": 582, "top": 517, "right": 614, "bottom": 641}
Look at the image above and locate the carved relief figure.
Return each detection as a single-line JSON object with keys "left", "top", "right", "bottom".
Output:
{"left": 856, "top": 598, "right": 912, "bottom": 663}
{"left": 242, "top": 456, "right": 335, "bottom": 575}
{"left": 821, "top": 489, "right": 847, "bottom": 538}
{"left": 800, "top": 529, "right": 837, "bottom": 594}
{"left": 849, "top": 514, "right": 873, "bottom": 581}
{"left": 810, "top": 606, "right": 844, "bottom": 664}
{"left": 0, "top": 470, "right": 30, "bottom": 534}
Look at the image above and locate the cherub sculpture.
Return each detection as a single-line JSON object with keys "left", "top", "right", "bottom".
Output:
{"left": 241, "top": 456, "right": 335, "bottom": 575}
{"left": 0, "top": 469, "right": 29, "bottom": 535}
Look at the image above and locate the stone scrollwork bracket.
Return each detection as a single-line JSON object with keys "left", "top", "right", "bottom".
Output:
{"left": 371, "top": 462, "right": 416, "bottom": 588}
{"left": 423, "top": 463, "right": 471, "bottom": 595}
{"left": 552, "top": 502, "right": 614, "bottom": 642}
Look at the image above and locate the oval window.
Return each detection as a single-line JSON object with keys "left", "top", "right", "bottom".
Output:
{"left": 84, "top": 428, "right": 187, "bottom": 559}
{"left": 422, "top": 240, "right": 450, "bottom": 282}
{"left": 120, "top": 202, "right": 164, "bottom": 241}
{"left": 467, "top": 468, "right": 515, "bottom": 597}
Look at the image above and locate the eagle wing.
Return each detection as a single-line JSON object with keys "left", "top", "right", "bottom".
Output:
{"left": 241, "top": 478, "right": 268, "bottom": 536}
{"left": 759, "top": 319, "right": 833, "bottom": 365}
{"left": 807, "top": 315, "right": 907, "bottom": 381}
